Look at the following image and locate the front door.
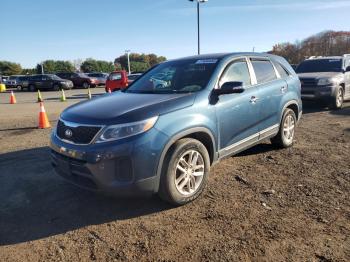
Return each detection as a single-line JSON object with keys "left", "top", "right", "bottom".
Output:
{"left": 215, "top": 58, "right": 261, "bottom": 157}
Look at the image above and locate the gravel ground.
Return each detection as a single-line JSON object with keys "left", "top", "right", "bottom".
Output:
{"left": 0, "top": 89, "right": 349, "bottom": 261}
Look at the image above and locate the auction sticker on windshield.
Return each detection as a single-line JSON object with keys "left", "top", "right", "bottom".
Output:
{"left": 195, "top": 59, "right": 218, "bottom": 64}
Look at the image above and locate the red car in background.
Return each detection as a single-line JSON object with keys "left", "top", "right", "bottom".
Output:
{"left": 105, "top": 70, "right": 128, "bottom": 92}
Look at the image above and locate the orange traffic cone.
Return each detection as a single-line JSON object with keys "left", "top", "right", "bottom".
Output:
{"left": 38, "top": 102, "right": 51, "bottom": 129}
{"left": 10, "top": 91, "right": 16, "bottom": 104}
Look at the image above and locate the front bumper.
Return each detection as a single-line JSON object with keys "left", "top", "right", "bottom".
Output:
{"left": 301, "top": 85, "right": 336, "bottom": 101}
{"left": 50, "top": 128, "right": 169, "bottom": 197}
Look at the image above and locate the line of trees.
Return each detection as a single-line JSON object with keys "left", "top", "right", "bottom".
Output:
{"left": 0, "top": 53, "right": 167, "bottom": 76}
{"left": 269, "top": 30, "right": 350, "bottom": 65}
{"left": 114, "top": 53, "right": 167, "bottom": 72}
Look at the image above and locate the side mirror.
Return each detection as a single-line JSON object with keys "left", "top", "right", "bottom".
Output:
{"left": 213, "top": 81, "right": 245, "bottom": 96}
{"left": 346, "top": 66, "right": 350, "bottom": 72}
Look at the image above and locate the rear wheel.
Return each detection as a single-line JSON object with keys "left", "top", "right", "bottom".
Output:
{"left": 158, "top": 138, "right": 210, "bottom": 206}
{"left": 16, "top": 85, "right": 22, "bottom": 91}
{"left": 330, "top": 87, "right": 344, "bottom": 110}
{"left": 271, "top": 108, "right": 297, "bottom": 148}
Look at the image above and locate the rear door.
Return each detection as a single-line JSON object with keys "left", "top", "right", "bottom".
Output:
{"left": 41, "top": 75, "right": 52, "bottom": 89}
{"left": 249, "top": 58, "right": 285, "bottom": 137}
{"left": 107, "top": 72, "right": 123, "bottom": 90}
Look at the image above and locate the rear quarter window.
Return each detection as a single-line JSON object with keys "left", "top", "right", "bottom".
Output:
{"left": 273, "top": 62, "right": 290, "bottom": 78}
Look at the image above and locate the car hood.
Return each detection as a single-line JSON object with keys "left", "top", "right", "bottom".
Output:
{"left": 297, "top": 72, "right": 342, "bottom": 79}
{"left": 60, "top": 92, "right": 196, "bottom": 125}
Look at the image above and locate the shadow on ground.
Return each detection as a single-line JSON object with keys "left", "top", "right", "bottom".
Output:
{"left": 0, "top": 147, "right": 172, "bottom": 246}
{"left": 235, "top": 143, "right": 279, "bottom": 157}
{"left": 302, "top": 101, "right": 350, "bottom": 115}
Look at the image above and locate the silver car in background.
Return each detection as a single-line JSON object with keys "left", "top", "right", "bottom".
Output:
{"left": 6, "top": 75, "right": 30, "bottom": 90}
{"left": 86, "top": 73, "right": 109, "bottom": 86}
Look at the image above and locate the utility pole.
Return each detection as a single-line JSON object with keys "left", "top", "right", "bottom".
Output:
{"left": 125, "top": 50, "right": 131, "bottom": 74}
{"left": 189, "top": 0, "right": 208, "bottom": 55}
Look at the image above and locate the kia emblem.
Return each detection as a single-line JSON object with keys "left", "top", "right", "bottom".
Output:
{"left": 65, "top": 129, "right": 73, "bottom": 138}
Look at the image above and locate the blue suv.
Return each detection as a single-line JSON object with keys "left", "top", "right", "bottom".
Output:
{"left": 50, "top": 53, "right": 302, "bottom": 205}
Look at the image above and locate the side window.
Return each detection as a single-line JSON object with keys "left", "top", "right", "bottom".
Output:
{"left": 110, "top": 73, "right": 122, "bottom": 80}
{"left": 274, "top": 62, "right": 290, "bottom": 78}
{"left": 251, "top": 59, "right": 277, "bottom": 84}
{"left": 344, "top": 57, "right": 350, "bottom": 68}
{"left": 220, "top": 59, "right": 251, "bottom": 87}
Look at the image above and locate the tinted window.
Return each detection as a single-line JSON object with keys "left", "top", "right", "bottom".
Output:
{"left": 251, "top": 59, "right": 277, "bottom": 84}
{"left": 274, "top": 62, "right": 290, "bottom": 78}
{"left": 125, "top": 58, "right": 220, "bottom": 94}
{"left": 296, "top": 59, "right": 343, "bottom": 73}
{"left": 128, "top": 74, "right": 141, "bottom": 81}
{"left": 220, "top": 59, "right": 251, "bottom": 87}
{"left": 31, "top": 75, "right": 42, "bottom": 80}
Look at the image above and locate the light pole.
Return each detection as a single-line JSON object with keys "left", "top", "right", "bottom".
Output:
{"left": 189, "top": 0, "right": 208, "bottom": 55}
{"left": 125, "top": 50, "right": 131, "bottom": 74}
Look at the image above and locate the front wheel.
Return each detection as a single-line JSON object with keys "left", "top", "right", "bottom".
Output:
{"left": 16, "top": 85, "right": 22, "bottom": 91}
{"left": 271, "top": 108, "right": 297, "bottom": 148}
{"left": 158, "top": 138, "right": 210, "bottom": 206}
{"left": 53, "top": 84, "right": 60, "bottom": 91}
{"left": 330, "top": 87, "right": 344, "bottom": 110}
{"left": 82, "top": 82, "right": 90, "bottom": 89}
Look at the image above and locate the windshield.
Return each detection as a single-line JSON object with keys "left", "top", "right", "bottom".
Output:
{"left": 78, "top": 73, "right": 88, "bottom": 77}
{"left": 124, "top": 58, "right": 220, "bottom": 94}
{"left": 296, "top": 59, "right": 343, "bottom": 73}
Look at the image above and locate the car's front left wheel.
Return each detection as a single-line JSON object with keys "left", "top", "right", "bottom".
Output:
{"left": 330, "top": 86, "right": 344, "bottom": 110}
{"left": 159, "top": 138, "right": 210, "bottom": 206}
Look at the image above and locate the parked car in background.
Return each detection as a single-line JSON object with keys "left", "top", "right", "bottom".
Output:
{"left": 51, "top": 53, "right": 302, "bottom": 205}
{"left": 127, "top": 73, "right": 142, "bottom": 83}
{"left": 296, "top": 55, "right": 350, "bottom": 109}
{"left": 56, "top": 72, "right": 98, "bottom": 88}
{"left": 1, "top": 76, "right": 9, "bottom": 84}
{"left": 105, "top": 70, "right": 128, "bottom": 92}
{"left": 86, "top": 73, "right": 109, "bottom": 86}
{"left": 27, "top": 74, "right": 73, "bottom": 91}
{"left": 5, "top": 75, "right": 30, "bottom": 90}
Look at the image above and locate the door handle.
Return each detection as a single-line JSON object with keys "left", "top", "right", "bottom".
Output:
{"left": 250, "top": 96, "right": 259, "bottom": 103}
{"left": 281, "top": 86, "right": 287, "bottom": 92}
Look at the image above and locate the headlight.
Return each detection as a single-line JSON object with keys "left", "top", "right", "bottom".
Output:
{"left": 96, "top": 116, "right": 158, "bottom": 143}
{"left": 318, "top": 78, "right": 333, "bottom": 86}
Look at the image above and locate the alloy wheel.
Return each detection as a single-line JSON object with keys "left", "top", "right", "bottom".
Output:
{"left": 283, "top": 114, "right": 295, "bottom": 144}
{"left": 336, "top": 88, "right": 344, "bottom": 108}
{"left": 174, "top": 150, "right": 205, "bottom": 196}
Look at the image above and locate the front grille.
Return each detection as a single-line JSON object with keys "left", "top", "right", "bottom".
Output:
{"left": 300, "top": 78, "right": 317, "bottom": 87}
{"left": 56, "top": 120, "right": 102, "bottom": 144}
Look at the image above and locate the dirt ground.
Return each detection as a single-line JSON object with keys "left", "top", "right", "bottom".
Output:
{"left": 0, "top": 89, "right": 349, "bottom": 262}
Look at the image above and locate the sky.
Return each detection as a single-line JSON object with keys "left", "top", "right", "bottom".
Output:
{"left": 1, "top": 0, "right": 349, "bottom": 68}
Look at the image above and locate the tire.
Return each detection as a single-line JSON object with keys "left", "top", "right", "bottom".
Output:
{"left": 82, "top": 82, "right": 90, "bottom": 89}
{"left": 16, "top": 85, "right": 22, "bottom": 91}
{"left": 28, "top": 84, "right": 36, "bottom": 92}
{"left": 53, "top": 84, "right": 60, "bottom": 91}
{"left": 271, "top": 108, "right": 297, "bottom": 148}
{"left": 158, "top": 138, "right": 210, "bottom": 206}
{"left": 329, "top": 87, "right": 344, "bottom": 110}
